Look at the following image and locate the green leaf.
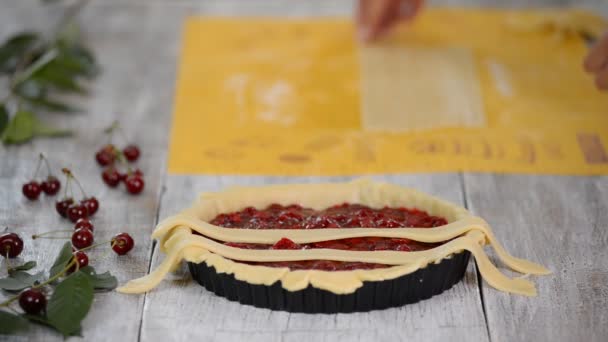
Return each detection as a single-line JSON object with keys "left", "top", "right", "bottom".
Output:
{"left": 23, "top": 97, "right": 79, "bottom": 113}
{"left": 32, "top": 120, "right": 72, "bottom": 137}
{"left": 46, "top": 272, "right": 94, "bottom": 337}
{"left": 12, "top": 48, "right": 58, "bottom": 87}
{"left": 0, "top": 32, "right": 40, "bottom": 73}
{"left": 14, "top": 80, "right": 48, "bottom": 99}
{"left": 0, "top": 109, "right": 35, "bottom": 144}
{"left": 0, "top": 310, "right": 29, "bottom": 334}
{"left": 0, "top": 104, "right": 8, "bottom": 136}
{"left": 32, "top": 61, "right": 86, "bottom": 94}
{"left": 49, "top": 242, "right": 73, "bottom": 279}
{"left": 80, "top": 266, "right": 118, "bottom": 291}
{"left": 1, "top": 110, "right": 72, "bottom": 144}
{"left": 11, "top": 260, "right": 37, "bottom": 272}
{"left": 0, "top": 271, "right": 44, "bottom": 292}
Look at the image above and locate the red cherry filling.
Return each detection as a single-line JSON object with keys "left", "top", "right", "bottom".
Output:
{"left": 212, "top": 203, "right": 448, "bottom": 271}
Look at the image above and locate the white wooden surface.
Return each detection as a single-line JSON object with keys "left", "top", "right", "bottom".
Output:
{"left": 0, "top": 0, "right": 607, "bottom": 341}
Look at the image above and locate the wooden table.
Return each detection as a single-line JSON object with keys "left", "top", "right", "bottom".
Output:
{"left": 1, "top": 1, "right": 607, "bottom": 341}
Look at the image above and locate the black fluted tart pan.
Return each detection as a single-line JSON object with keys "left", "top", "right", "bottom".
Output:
{"left": 187, "top": 250, "right": 470, "bottom": 313}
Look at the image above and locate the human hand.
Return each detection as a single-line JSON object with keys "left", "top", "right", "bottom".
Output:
{"left": 356, "top": 0, "right": 425, "bottom": 42}
{"left": 584, "top": 32, "right": 608, "bottom": 90}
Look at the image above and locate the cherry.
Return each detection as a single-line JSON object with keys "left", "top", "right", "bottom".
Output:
{"left": 19, "top": 289, "right": 46, "bottom": 315}
{"left": 81, "top": 197, "right": 99, "bottom": 216}
{"left": 118, "top": 170, "right": 142, "bottom": 183}
{"left": 0, "top": 233, "right": 24, "bottom": 258}
{"left": 102, "top": 167, "right": 121, "bottom": 187}
{"left": 74, "top": 218, "right": 94, "bottom": 231}
{"left": 72, "top": 228, "right": 94, "bottom": 249}
{"left": 111, "top": 233, "right": 134, "bottom": 255}
{"left": 22, "top": 181, "right": 41, "bottom": 200}
{"left": 125, "top": 175, "right": 144, "bottom": 194}
{"left": 41, "top": 176, "right": 61, "bottom": 196}
{"left": 95, "top": 144, "right": 116, "bottom": 166}
{"left": 67, "top": 251, "right": 89, "bottom": 274}
{"left": 67, "top": 204, "right": 88, "bottom": 223}
{"left": 56, "top": 198, "right": 74, "bottom": 218}
{"left": 123, "top": 144, "right": 140, "bottom": 162}
{"left": 271, "top": 237, "right": 300, "bottom": 250}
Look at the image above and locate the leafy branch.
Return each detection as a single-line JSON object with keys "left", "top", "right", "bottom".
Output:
{"left": 0, "top": 242, "right": 118, "bottom": 336}
{"left": 0, "top": 0, "right": 98, "bottom": 145}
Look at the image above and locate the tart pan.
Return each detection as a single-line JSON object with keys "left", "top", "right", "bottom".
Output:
{"left": 188, "top": 250, "right": 471, "bottom": 313}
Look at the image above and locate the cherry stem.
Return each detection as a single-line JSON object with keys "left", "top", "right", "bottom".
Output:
{"left": 76, "top": 239, "right": 115, "bottom": 253}
{"left": 34, "top": 258, "right": 77, "bottom": 289}
{"left": 39, "top": 153, "right": 54, "bottom": 177}
{"left": 32, "top": 230, "right": 73, "bottom": 239}
{"left": 4, "top": 250, "right": 12, "bottom": 273}
{"left": 62, "top": 170, "right": 72, "bottom": 199}
{"left": 32, "top": 154, "right": 43, "bottom": 180}
{"left": 0, "top": 259, "right": 77, "bottom": 308}
{"left": 62, "top": 168, "right": 87, "bottom": 198}
{"left": 88, "top": 240, "right": 118, "bottom": 261}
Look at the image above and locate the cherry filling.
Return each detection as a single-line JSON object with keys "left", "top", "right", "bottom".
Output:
{"left": 209, "top": 203, "right": 448, "bottom": 271}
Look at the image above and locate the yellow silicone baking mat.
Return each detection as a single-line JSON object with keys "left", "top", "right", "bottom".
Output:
{"left": 168, "top": 8, "right": 608, "bottom": 175}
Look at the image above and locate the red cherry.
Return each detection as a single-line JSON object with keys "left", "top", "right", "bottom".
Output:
{"left": 55, "top": 198, "right": 74, "bottom": 218}
{"left": 67, "top": 204, "right": 88, "bottom": 223}
{"left": 71, "top": 228, "right": 94, "bottom": 249}
{"left": 67, "top": 251, "right": 89, "bottom": 274}
{"left": 0, "top": 233, "right": 24, "bottom": 258}
{"left": 125, "top": 175, "right": 144, "bottom": 194}
{"left": 123, "top": 144, "right": 140, "bottom": 162}
{"left": 102, "top": 168, "right": 121, "bottom": 187}
{"left": 41, "top": 176, "right": 61, "bottom": 196}
{"left": 19, "top": 289, "right": 46, "bottom": 315}
{"left": 74, "top": 218, "right": 94, "bottom": 231}
{"left": 95, "top": 144, "right": 115, "bottom": 166}
{"left": 271, "top": 237, "right": 301, "bottom": 250}
{"left": 22, "top": 181, "right": 41, "bottom": 200}
{"left": 133, "top": 169, "right": 143, "bottom": 177}
{"left": 111, "top": 233, "right": 134, "bottom": 255}
{"left": 81, "top": 197, "right": 99, "bottom": 216}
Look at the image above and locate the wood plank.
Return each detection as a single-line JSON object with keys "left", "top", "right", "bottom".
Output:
{"left": 463, "top": 174, "right": 608, "bottom": 342}
{"left": 140, "top": 174, "right": 489, "bottom": 342}
{"left": 0, "top": 1, "right": 175, "bottom": 341}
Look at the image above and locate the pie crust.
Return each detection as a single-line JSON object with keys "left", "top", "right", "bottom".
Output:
{"left": 118, "top": 179, "right": 550, "bottom": 296}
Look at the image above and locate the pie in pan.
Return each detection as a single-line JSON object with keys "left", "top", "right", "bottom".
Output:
{"left": 119, "top": 179, "right": 549, "bottom": 313}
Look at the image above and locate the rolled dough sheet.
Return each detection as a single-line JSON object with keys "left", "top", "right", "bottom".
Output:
{"left": 360, "top": 46, "right": 486, "bottom": 132}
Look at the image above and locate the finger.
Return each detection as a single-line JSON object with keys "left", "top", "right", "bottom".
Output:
{"left": 398, "top": 0, "right": 425, "bottom": 21}
{"left": 366, "top": 0, "right": 401, "bottom": 41}
{"left": 595, "top": 65, "right": 608, "bottom": 90}
{"left": 584, "top": 32, "right": 608, "bottom": 72}
{"left": 356, "top": 0, "right": 370, "bottom": 29}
